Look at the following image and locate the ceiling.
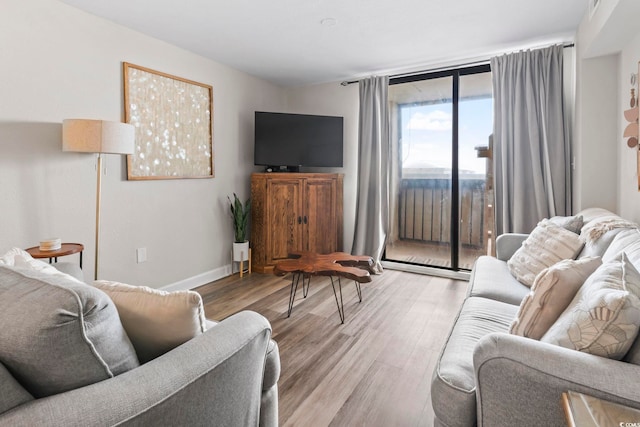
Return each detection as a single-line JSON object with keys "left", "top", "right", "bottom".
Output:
{"left": 58, "top": 0, "right": 589, "bottom": 87}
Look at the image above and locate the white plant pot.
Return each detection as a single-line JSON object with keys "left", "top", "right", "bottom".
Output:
{"left": 232, "top": 241, "right": 250, "bottom": 262}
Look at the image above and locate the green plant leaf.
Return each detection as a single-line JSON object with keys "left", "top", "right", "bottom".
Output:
{"left": 228, "top": 193, "right": 250, "bottom": 242}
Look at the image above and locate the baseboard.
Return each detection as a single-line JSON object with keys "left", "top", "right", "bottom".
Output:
{"left": 162, "top": 264, "right": 233, "bottom": 291}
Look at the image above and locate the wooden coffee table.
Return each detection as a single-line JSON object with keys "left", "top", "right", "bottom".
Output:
{"left": 273, "top": 252, "right": 375, "bottom": 323}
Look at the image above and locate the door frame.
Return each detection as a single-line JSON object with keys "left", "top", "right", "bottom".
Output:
{"left": 384, "top": 64, "right": 491, "bottom": 271}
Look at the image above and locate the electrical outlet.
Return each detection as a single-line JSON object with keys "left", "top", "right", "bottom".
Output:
{"left": 136, "top": 247, "right": 147, "bottom": 263}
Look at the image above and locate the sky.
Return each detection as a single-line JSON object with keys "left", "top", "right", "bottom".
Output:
{"left": 400, "top": 97, "right": 493, "bottom": 177}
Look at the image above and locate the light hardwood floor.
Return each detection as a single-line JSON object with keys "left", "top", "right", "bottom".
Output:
{"left": 195, "top": 269, "right": 468, "bottom": 427}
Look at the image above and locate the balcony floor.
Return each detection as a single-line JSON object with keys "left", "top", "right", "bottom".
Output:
{"left": 385, "top": 239, "right": 487, "bottom": 271}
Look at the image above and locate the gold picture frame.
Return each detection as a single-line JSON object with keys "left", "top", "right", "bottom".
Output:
{"left": 123, "top": 62, "right": 214, "bottom": 180}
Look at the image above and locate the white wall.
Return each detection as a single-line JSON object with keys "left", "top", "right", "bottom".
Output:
{"left": 283, "top": 83, "right": 360, "bottom": 253}
{"left": 574, "top": 0, "right": 640, "bottom": 219}
{"left": 618, "top": 32, "right": 640, "bottom": 222}
{"left": 0, "top": 0, "right": 285, "bottom": 288}
{"left": 573, "top": 53, "right": 619, "bottom": 212}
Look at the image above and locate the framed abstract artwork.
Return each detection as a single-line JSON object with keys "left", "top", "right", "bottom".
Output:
{"left": 123, "top": 62, "right": 214, "bottom": 180}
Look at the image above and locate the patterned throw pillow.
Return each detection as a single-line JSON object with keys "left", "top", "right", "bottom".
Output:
{"left": 92, "top": 280, "right": 208, "bottom": 363}
{"left": 510, "top": 257, "right": 601, "bottom": 339}
{"left": 541, "top": 252, "right": 640, "bottom": 359}
{"left": 508, "top": 219, "right": 584, "bottom": 287}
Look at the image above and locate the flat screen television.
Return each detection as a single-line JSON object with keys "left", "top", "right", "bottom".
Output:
{"left": 254, "top": 111, "right": 343, "bottom": 169}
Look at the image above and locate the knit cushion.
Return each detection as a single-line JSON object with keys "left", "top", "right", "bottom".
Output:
{"left": 508, "top": 219, "right": 584, "bottom": 287}
{"left": 92, "top": 280, "right": 207, "bottom": 363}
{"left": 541, "top": 253, "right": 640, "bottom": 359}
{"left": 0, "top": 265, "right": 139, "bottom": 398}
{"left": 510, "top": 257, "right": 601, "bottom": 339}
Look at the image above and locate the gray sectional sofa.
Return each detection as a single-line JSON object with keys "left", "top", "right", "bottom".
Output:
{"left": 431, "top": 208, "right": 640, "bottom": 427}
{"left": 0, "top": 259, "right": 280, "bottom": 427}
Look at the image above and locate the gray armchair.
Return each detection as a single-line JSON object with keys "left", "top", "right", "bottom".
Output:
{"left": 0, "top": 310, "right": 280, "bottom": 426}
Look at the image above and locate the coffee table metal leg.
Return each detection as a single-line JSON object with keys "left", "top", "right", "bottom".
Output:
{"left": 287, "top": 273, "right": 302, "bottom": 318}
{"left": 302, "top": 274, "right": 310, "bottom": 298}
{"left": 330, "top": 276, "right": 345, "bottom": 324}
{"left": 354, "top": 280, "right": 362, "bottom": 302}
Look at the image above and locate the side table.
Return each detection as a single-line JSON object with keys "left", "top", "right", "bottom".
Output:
{"left": 25, "top": 243, "right": 84, "bottom": 268}
{"left": 562, "top": 390, "right": 640, "bottom": 427}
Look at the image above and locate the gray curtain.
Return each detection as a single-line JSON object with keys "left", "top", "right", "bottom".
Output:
{"left": 492, "top": 45, "right": 571, "bottom": 235}
{"left": 352, "top": 76, "right": 390, "bottom": 272}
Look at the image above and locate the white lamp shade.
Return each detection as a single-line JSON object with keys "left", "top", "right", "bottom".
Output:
{"left": 63, "top": 119, "right": 135, "bottom": 154}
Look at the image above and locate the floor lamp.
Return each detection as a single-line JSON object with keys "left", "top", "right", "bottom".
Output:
{"left": 62, "top": 119, "right": 135, "bottom": 280}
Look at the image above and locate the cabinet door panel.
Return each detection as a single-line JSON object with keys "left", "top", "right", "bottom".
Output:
{"left": 267, "top": 179, "right": 303, "bottom": 263}
{"left": 305, "top": 178, "right": 337, "bottom": 254}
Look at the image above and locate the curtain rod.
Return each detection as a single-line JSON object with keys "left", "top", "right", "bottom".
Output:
{"left": 340, "top": 43, "right": 575, "bottom": 86}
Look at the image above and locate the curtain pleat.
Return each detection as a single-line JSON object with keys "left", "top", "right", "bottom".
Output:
{"left": 492, "top": 45, "right": 570, "bottom": 235}
{"left": 352, "top": 76, "right": 390, "bottom": 272}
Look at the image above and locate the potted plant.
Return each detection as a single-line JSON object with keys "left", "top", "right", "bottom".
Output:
{"left": 228, "top": 193, "right": 251, "bottom": 262}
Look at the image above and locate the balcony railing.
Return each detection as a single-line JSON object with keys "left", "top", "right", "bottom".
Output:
{"left": 398, "top": 178, "right": 486, "bottom": 248}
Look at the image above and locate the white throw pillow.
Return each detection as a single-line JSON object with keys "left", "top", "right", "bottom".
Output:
{"left": 0, "top": 247, "right": 82, "bottom": 282}
{"left": 510, "top": 257, "right": 601, "bottom": 339}
{"left": 507, "top": 219, "right": 584, "bottom": 287}
{"left": 541, "top": 252, "right": 640, "bottom": 360}
{"left": 92, "top": 280, "right": 208, "bottom": 363}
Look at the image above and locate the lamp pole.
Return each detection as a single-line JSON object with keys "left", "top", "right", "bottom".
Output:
{"left": 94, "top": 153, "right": 103, "bottom": 280}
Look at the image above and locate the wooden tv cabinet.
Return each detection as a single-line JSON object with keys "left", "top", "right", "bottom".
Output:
{"left": 250, "top": 173, "right": 344, "bottom": 273}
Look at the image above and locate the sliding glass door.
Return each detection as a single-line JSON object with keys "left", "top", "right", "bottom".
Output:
{"left": 385, "top": 66, "right": 493, "bottom": 271}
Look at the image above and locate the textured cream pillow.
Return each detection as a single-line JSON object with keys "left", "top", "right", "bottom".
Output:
{"left": 507, "top": 219, "right": 584, "bottom": 287}
{"left": 93, "top": 280, "right": 207, "bottom": 363}
{"left": 510, "top": 257, "right": 601, "bottom": 339}
{"left": 541, "top": 253, "right": 640, "bottom": 359}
